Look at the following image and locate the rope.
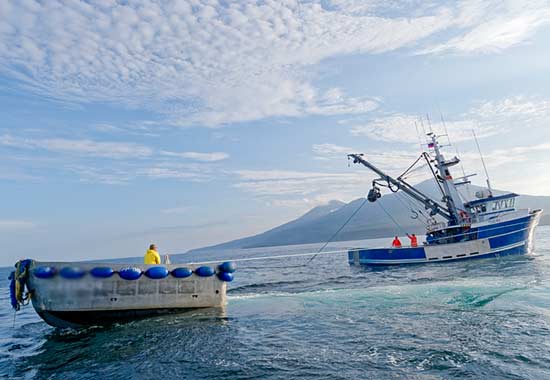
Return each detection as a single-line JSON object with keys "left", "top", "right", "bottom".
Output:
{"left": 188, "top": 249, "right": 350, "bottom": 265}
{"left": 303, "top": 196, "right": 369, "bottom": 265}
{"left": 190, "top": 197, "right": 370, "bottom": 269}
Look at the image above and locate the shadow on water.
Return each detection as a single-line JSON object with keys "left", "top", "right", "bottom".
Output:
{"left": 7, "top": 308, "right": 233, "bottom": 380}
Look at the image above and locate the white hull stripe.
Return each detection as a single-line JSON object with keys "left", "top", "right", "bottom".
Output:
{"left": 350, "top": 223, "right": 533, "bottom": 253}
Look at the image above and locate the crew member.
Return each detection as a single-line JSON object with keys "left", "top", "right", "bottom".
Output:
{"left": 144, "top": 244, "right": 161, "bottom": 264}
{"left": 391, "top": 236, "right": 402, "bottom": 248}
{"left": 407, "top": 233, "right": 418, "bottom": 247}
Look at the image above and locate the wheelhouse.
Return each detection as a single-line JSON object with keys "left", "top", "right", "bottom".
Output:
{"left": 464, "top": 193, "right": 518, "bottom": 222}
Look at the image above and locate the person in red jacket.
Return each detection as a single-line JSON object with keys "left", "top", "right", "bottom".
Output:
{"left": 391, "top": 236, "right": 402, "bottom": 248}
{"left": 407, "top": 233, "right": 418, "bottom": 247}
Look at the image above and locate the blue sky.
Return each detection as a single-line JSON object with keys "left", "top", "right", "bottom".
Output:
{"left": 1, "top": 0, "right": 550, "bottom": 265}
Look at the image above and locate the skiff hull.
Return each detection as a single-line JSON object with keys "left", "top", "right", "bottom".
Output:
{"left": 12, "top": 262, "right": 234, "bottom": 329}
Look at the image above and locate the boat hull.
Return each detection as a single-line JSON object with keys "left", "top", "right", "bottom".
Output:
{"left": 24, "top": 262, "right": 230, "bottom": 328}
{"left": 36, "top": 307, "right": 217, "bottom": 329}
{"left": 348, "top": 209, "right": 542, "bottom": 266}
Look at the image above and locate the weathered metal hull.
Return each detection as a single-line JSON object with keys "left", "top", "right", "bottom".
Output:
{"left": 36, "top": 307, "right": 217, "bottom": 329}
{"left": 26, "top": 262, "right": 230, "bottom": 328}
{"left": 348, "top": 209, "right": 542, "bottom": 266}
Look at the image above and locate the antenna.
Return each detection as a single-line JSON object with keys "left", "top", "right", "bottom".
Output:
{"left": 439, "top": 108, "right": 452, "bottom": 146}
{"left": 426, "top": 114, "right": 433, "bottom": 133}
{"left": 418, "top": 117, "right": 429, "bottom": 145}
{"left": 454, "top": 145, "right": 472, "bottom": 199}
{"left": 472, "top": 129, "right": 493, "bottom": 196}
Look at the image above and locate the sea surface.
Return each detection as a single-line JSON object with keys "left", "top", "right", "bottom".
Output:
{"left": 2, "top": 226, "right": 550, "bottom": 379}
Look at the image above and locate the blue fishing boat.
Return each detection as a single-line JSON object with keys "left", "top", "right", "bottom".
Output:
{"left": 348, "top": 132, "right": 543, "bottom": 265}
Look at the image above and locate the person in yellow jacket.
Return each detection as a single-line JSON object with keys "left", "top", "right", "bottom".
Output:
{"left": 144, "top": 244, "right": 161, "bottom": 264}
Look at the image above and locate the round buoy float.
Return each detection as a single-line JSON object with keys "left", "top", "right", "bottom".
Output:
{"left": 217, "top": 271, "right": 234, "bottom": 282}
{"left": 218, "top": 261, "right": 236, "bottom": 273}
{"left": 59, "top": 267, "right": 86, "bottom": 279}
{"left": 171, "top": 267, "right": 193, "bottom": 278}
{"left": 145, "top": 266, "right": 169, "bottom": 279}
{"left": 194, "top": 266, "right": 215, "bottom": 277}
{"left": 33, "top": 266, "right": 56, "bottom": 279}
{"left": 118, "top": 267, "right": 142, "bottom": 280}
{"left": 90, "top": 267, "right": 114, "bottom": 278}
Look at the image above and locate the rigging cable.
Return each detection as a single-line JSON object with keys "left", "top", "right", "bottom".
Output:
{"left": 422, "top": 152, "right": 446, "bottom": 198}
{"left": 377, "top": 201, "right": 408, "bottom": 236}
{"left": 395, "top": 192, "right": 429, "bottom": 225}
{"left": 241, "top": 195, "right": 371, "bottom": 269}
{"left": 303, "top": 196, "right": 369, "bottom": 265}
{"left": 398, "top": 154, "right": 424, "bottom": 180}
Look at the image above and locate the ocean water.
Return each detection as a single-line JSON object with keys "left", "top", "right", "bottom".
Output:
{"left": 2, "top": 226, "right": 550, "bottom": 379}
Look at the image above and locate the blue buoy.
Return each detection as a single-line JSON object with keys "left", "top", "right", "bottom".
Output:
{"left": 118, "top": 267, "right": 142, "bottom": 280}
{"left": 9, "top": 271, "right": 17, "bottom": 310}
{"left": 145, "top": 266, "right": 169, "bottom": 279}
{"left": 217, "top": 271, "right": 234, "bottom": 282}
{"left": 194, "top": 266, "right": 215, "bottom": 277}
{"left": 90, "top": 267, "right": 114, "bottom": 278}
{"left": 33, "top": 266, "right": 56, "bottom": 279}
{"left": 59, "top": 267, "right": 86, "bottom": 279}
{"left": 171, "top": 267, "right": 193, "bottom": 278}
{"left": 218, "top": 261, "right": 236, "bottom": 273}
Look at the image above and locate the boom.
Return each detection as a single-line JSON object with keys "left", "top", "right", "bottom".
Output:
{"left": 348, "top": 153, "right": 453, "bottom": 221}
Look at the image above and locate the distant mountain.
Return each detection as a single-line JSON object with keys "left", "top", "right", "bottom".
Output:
{"left": 189, "top": 181, "right": 549, "bottom": 252}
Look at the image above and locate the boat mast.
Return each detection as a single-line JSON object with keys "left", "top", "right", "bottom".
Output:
{"left": 427, "top": 133, "right": 466, "bottom": 224}
{"left": 348, "top": 153, "right": 453, "bottom": 221}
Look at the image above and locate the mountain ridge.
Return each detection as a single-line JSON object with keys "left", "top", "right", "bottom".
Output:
{"left": 188, "top": 181, "right": 549, "bottom": 253}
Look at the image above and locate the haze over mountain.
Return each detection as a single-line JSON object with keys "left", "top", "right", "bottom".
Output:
{"left": 190, "top": 181, "right": 550, "bottom": 252}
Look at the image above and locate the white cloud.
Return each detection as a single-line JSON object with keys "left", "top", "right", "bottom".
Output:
{"left": 469, "top": 96, "right": 550, "bottom": 121}
{"left": 457, "top": 143, "right": 550, "bottom": 196}
{"left": 312, "top": 143, "right": 421, "bottom": 171}
{"left": 349, "top": 114, "right": 494, "bottom": 144}
{"left": 420, "top": 1, "right": 550, "bottom": 54}
{"left": 236, "top": 139, "right": 550, "bottom": 209}
{"left": 234, "top": 165, "right": 428, "bottom": 209}
{"left": 0, "top": 220, "right": 34, "bottom": 230}
{"left": 160, "top": 151, "right": 229, "bottom": 162}
{"left": 0, "top": 1, "right": 467, "bottom": 127}
{"left": 312, "top": 143, "right": 353, "bottom": 160}
{"left": 0, "top": 1, "right": 547, "bottom": 129}
{"left": 139, "top": 160, "right": 222, "bottom": 182}
{"left": 61, "top": 160, "right": 221, "bottom": 185}
{"left": 233, "top": 169, "right": 371, "bottom": 209}
{"left": 349, "top": 95, "right": 550, "bottom": 144}
{"left": 0, "top": 134, "right": 153, "bottom": 159}
{"left": 67, "top": 165, "right": 134, "bottom": 185}
{"left": 461, "top": 143, "right": 550, "bottom": 170}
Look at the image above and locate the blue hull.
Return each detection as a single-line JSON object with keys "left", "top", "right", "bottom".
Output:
{"left": 348, "top": 210, "right": 542, "bottom": 266}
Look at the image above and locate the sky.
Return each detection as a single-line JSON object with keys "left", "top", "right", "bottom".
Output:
{"left": 1, "top": 0, "right": 550, "bottom": 265}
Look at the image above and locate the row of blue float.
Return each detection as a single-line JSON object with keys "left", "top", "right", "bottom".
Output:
{"left": 32, "top": 261, "right": 236, "bottom": 282}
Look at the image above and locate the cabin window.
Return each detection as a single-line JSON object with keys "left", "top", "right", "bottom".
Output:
{"left": 474, "top": 204, "right": 487, "bottom": 213}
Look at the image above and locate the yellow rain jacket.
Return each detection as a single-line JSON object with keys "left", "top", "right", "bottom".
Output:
{"left": 144, "top": 249, "right": 161, "bottom": 264}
